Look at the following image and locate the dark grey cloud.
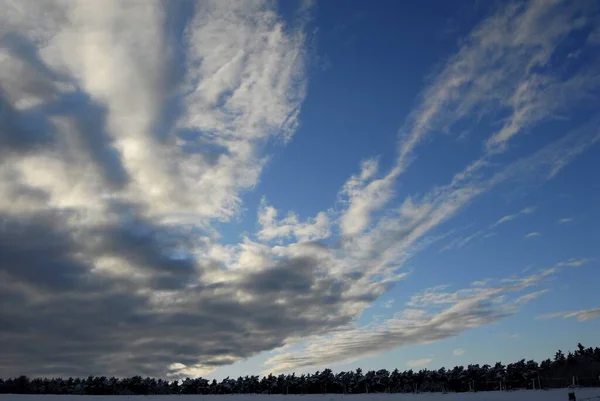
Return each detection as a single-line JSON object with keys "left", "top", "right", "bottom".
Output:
{"left": 241, "top": 257, "right": 318, "bottom": 294}
{"left": 0, "top": 212, "right": 92, "bottom": 291}
{"left": 0, "top": 200, "right": 489, "bottom": 378}
{"left": 0, "top": 208, "right": 359, "bottom": 378}
{"left": 90, "top": 218, "right": 198, "bottom": 289}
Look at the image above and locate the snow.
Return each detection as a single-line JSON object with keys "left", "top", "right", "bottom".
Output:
{"left": 2, "top": 390, "right": 600, "bottom": 401}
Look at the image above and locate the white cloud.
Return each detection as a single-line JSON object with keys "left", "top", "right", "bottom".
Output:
{"left": 538, "top": 308, "right": 600, "bottom": 322}
{"left": 525, "top": 232, "right": 541, "bottom": 239}
{"left": 492, "top": 119, "right": 599, "bottom": 186}
{"left": 440, "top": 230, "right": 483, "bottom": 252}
{"left": 257, "top": 199, "right": 330, "bottom": 243}
{"left": 339, "top": 0, "right": 600, "bottom": 239}
{"left": 398, "top": 0, "right": 600, "bottom": 164}
{"left": 264, "top": 267, "right": 560, "bottom": 373}
{"left": 262, "top": 0, "right": 600, "bottom": 371}
{"left": 0, "top": 0, "right": 309, "bottom": 226}
{"left": 407, "top": 358, "right": 433, "bottom": 368}
{"left": 338, "top": 158, "right": 398, "bottom": 236}
{"left": 453, "top": 348, "right": 465, "bottom": 356}
{"left": 556, "top": 258, "right": 592, "bottom": 268}
{"left": 167, "top": 359, "right": 235, "bottom": 378}
{"left": 500, "top": 257, "right": 588, "bottom": 292}
{"left": 548, "top": 130, "right": 600, "bottom": 179}
{"left": 492, "top": 215, "right": 517, "bottom": 227}
{"left": 558, "top": 217, "right": 574, "bottom": 223}
{"left": 501, "top": 266, "right": 557, "bottom": 288}
{"left": 515, "top": 289, "right": 549, "bottom": 304}
{"left": 490, "top": 206, "right": 536, "bottom": 228}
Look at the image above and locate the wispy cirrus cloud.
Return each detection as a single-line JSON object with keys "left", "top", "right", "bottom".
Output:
{"left": 264, "top": 266, "right": 561, "bottom": 373}
{"left": 490, "top": 207, "right": 536, "bottom": 229}
{"left": 264, "top": 253, "right": 589, "bottom": 373}
{"left": 499, "top": 257, "right": 589, "bottom": 295}
{"left": 558, "top": 217, "right": 574, "bottom": 224}
{"left": 338, "top": 0, "right": 600, "bottom": 238}
{"left": 525, "top": 232, "right": 541, "bottom": 239}
{"left": 441, "top": 205, "right": 536, "bottom": 252}
{"left": 538, "top": 308, "right": 600, "bottom": 322}
{"left": 453, "top": 348, "right": 465, "bottom": 356}
{"left": 439, "top": 230, "right": 484, "bottom": 252}
{"left": 556, "top": 258, "right": 593, "bottom": 268}
{"left": 515, "top": 289, "right": 549, "bottom": 304}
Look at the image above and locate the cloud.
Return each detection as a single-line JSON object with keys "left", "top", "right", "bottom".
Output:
{"left": 1, "top": 0, "right": 599, "bottom": 379}
{"left": 492, "top": 215, "right": 517, "bottom": 227}
{"left": 525, "top": 232, "right": 541, "bottom": 239}
{"left": 407, "top": 358, "right": 433, "bottom": 368}
{"left": 502, "top": 256, "right": 591, "bottom": 289}
{"left": 397, "top": 0, "right": 600, "bottom": 163}
{"left": 257, "top": 199, "right": 331, "bottom": 243}
{"left": 538, "top": 308, "right": 600, "bottom": 322}
{"left": 440, "top": 205, "right": 537, "bottom": 251}
{"left": 339, "top": 0, "right": 600, "bottom": 239}
{"left": 264, "top": 257, "right": 581, "bottom": 373}
{"left": 264, "top": 268, "right": 559, "bottom": 373}
{"left": 491, "top": 119, "right": 599, "bottom": 186}
{"left": 439, "top": 230, "right": 484, "bottom": 252}
{"left": 453, "top": 349, "right": 465, "bottom": 356}
{"left": 515, "top": 289, "right": 549, "bottom": 304}
{"left": 0, "top": 0, "right": 319, "bottom": 378}
{"left": 338, "top": 158, "right": 398, "bottom": 237}
{"left": 547, "top": 129, "right": 600, "bottom": 179}
{"left": 490, "top": 206, "right": 536, "bottom": 229}
{"left": 556, "top": 258, "right": 592, "bottom": 268}
{"left": 558, "top": 217, "right": 573, "bottom": 223}
{"left": 442, "top": 124, "right": 598, "bottom": 251}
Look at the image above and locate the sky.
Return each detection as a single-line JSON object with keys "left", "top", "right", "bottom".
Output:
{"left": 0, "top": 0, "right": 599, "bottom": 380}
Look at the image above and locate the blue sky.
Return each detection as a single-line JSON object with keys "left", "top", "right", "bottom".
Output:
{"left": 0, "top": 0, "right": 599, "bottom": 380}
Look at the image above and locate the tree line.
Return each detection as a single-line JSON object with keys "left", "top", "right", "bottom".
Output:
{"left": 2, "top": 344, "right": 599, "bottom": 395}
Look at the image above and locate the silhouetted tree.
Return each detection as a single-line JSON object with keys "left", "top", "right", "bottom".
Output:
{"left": 2, "top": 344, "right": 600, "bottom": 395}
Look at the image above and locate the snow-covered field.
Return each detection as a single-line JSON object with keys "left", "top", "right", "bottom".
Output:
{"left": 2, "top": 390, "right": 600, "bottom": 401}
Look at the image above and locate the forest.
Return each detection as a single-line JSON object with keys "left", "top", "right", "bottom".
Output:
{"left": 1, "top": 344, "right": 599, "bottom": 395}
